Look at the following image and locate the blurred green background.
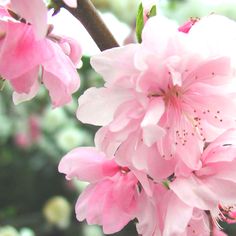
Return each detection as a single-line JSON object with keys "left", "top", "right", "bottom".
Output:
{"left": 1, "top": 0, "right": 236, "bottom": 235}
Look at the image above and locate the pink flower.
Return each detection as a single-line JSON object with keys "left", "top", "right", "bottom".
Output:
{"left": 170, "top": 129, "right": 236, "bottom": 221}
{"left": 178, "top": 18, "right": 199, "bottom": 33}
{"left": 14, "top": 133, "right": 31, "bottom": 148}
{"left": 0, "top": 0, "right": 81, "bottom": 107}
{"left": 77, "top": 15, "right": 236, "bottom": 171}
{"left": 14, "top": 115, "right": 41, "bottom": 148}
{"left": 58, "top": 147, "right": 151, "bottom": 234}
{"left": 136, "top": 182, "right": 211, "bottom": 236}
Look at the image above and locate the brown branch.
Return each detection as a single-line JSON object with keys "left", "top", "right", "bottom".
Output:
{"left": 52, "top": 0, "right": 119, "bottom": 51}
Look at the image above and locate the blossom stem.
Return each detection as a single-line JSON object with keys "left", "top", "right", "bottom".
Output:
{"left": 52, "top": 0, "right": 119, "bottom": 51}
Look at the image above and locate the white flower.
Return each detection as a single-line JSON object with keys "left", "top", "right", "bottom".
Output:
{"left": 0, "top": 226, "right": 19, "bottom": 236}
{"left": 42, "top": 108, "right": 67, "bottom": 131}
{"left": 83, "top": 225, "right": 104, "bottom": 236}
{"left": 56, "top": 127, "right": 92, "bottom": 151}
{"left": 19, "top": 228, "right": 35, "bottom": 236}
{"left": 43, "top": 196, "right": 71, "bottom": 229}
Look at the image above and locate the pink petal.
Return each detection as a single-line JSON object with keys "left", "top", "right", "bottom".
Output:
{"left": 10, "top": 66, "right": 39, "bottom": 93}
{"left": 59, "top": 36, "right": 82, "bottom": 65}
{"left": 42, "top": 41, "right": 80, "bottom": 107}
{"left": 58, "top": 147, "right": 119, "bottom": 182}
{"left": 142, "top": 15, "right": 178, "bottom": 54}
{"left": 178, "top": 19, "right": 199, "bottom": 34}
{"left": 77, "top": 87, "right": 132, "bottom": 126}
{"left": 13, "top": 79, "right": 39, "bottom": 105}
{"left": 136, "top": 189, "right": 159, "bottom": 236}
{"left": 147, "top": 146, "right": 176, "bottom": 181}
{"left": 0, "top": 21, "right": 52, "bottom": 80}
{"left": 204, "top": 178, "right": 236, "bottom": 208}
{"left": 11, "top": 0, "right": 48, "bottom": 38}
{"left": 184, "top": 57, "right": 232, "bottom": 87}
{"left": 170, "top": 175, "right": 218, "bottom": 210}
{"left": 186, "top": 210, "right": 210, "bottom": 236}
{"left": 202, "top": 129, "right": 236, "bottom": 164}
{"left": 175, "top": 127, "right": 203, "bottom": 171}
{"left": 132, "top": 169, "right": 152, "bottom": 196}
{"left": 185, "top": 93, "right": 236, "bottom": 133}
{"left": 90, "top": 44, "right": 139, "bottom": 84}
{"left": 188, "top": 14, "right": 236, "bottom": 57}
{"left": 141, "top": 98, "right": 166, "bottom": 146}
{"left": 163, "top": 191, "right": 193, "bottom": 236}
{"left": 209, "top": 160, "right": 236, "bottom": 183}
{"left": 76, "top": 174, "right": 137, "bottom": 234}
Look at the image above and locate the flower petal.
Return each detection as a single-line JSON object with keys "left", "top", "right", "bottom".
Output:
{"left": 11, "top": 0, "right": 48, "bottom": 38}
{"left": 42, "top": 41, "right": 80, "bottom": 107}
{"left": 90, "top": 44, "right": 139, "bottom": 84}
{"left": 13, "top": 79, "right": 39, "bottom": 105}
{"left": 77, "top": 87, "right": 132, "bottom": 126}
{"left": 141, "top": 98, "right": 166, "bottom": 146}
{"left": 58, "top": 147, "right": 119, "bottom": 182}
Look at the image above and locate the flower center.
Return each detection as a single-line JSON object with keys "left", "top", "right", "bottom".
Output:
{"left": 163, "top": 85, "right": 183, "bottom": 105}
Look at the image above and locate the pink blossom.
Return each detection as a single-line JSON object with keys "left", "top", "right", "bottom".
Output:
{"left": 58, "top": 147, "right": 151, "bottom": 234}
{"left": 14, "top": 133, "right": 31, "bottom": 148}
{"left": 0, "top": 1, "right": 81, "bottom": 107}
{"left": 14, "top": 115, "right": 41, "bottom": 148}
{"left": 178, "top": 18, "right": 199, "bottom": 33}
{"left": 77, "top": 15, "right": 236, "bottom": 171}
{"left": 29, "top": 115, "right": 41, "bottom": 141}
{"left": 170, "top": 129, "right": 236, "bottom": 221}
{"left": 136, "top": 182, "right": 210, "bottom": 236}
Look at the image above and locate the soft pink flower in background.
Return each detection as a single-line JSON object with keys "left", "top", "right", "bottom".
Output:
{"left": 14, "top": 115, "right": 41, "bottom": 149}
{"left": 0, "top": 0, "right": 81, "bottom": 107}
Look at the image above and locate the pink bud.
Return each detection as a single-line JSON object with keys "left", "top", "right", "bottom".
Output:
{"left": 178, "top": 18, "right": 199, "bottom": 33}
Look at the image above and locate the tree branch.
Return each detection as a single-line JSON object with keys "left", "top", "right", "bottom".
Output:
{"left": 53, "top": 0, "right": 119, "bottom": 51}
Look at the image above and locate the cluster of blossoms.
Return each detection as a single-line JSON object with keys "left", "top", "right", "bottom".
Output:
{"left": 2, "top": 0, "right": 236, "bottom": 235}
{"left": 59, "top": 12, "right": 236, "bottom": 236}
{"left": 0, "top": 0, "right": 81, "bottom": 107}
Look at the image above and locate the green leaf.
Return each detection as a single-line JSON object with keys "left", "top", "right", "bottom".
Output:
{"left": 148, "top": 5, "right": 157, "bottom": 18}
{"left": 162, "top": 180, "right": 170, "bottom": 189}
{"left": 136, "top": 3, "right": 144, "bottom": 43}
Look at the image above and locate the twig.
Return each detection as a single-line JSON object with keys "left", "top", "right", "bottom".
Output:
{"left": 52, "top": 0, "right": 119, "bottom": 51}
